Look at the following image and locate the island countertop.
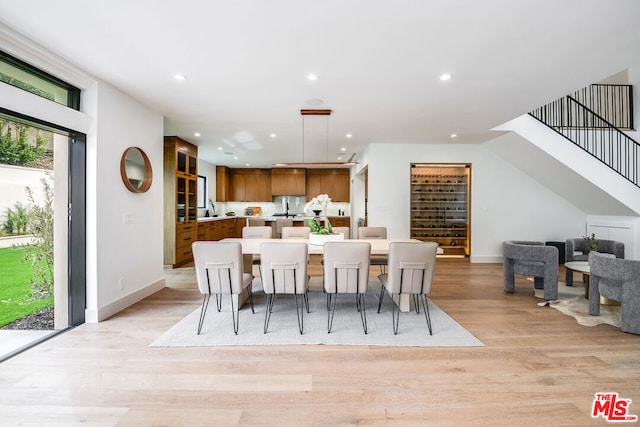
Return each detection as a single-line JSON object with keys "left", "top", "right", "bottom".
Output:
{"left": 197, "top": 215, "right": 348, "bottom": 223}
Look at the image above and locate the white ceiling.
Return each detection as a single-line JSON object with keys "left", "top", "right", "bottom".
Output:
{"left": 1, "top": 0, "right": 640, "bottom": 167}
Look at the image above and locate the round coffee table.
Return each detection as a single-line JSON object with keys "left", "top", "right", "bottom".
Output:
{"left": 564, "top": 261, "right": 619, "bottom": 305}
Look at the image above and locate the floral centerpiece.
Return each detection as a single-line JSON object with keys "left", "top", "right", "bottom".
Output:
{"left": 304, "top": 194, "right": 343, "bottom": 244}
{"left": 304, "top": 193, "right": 332, "bottom": 218}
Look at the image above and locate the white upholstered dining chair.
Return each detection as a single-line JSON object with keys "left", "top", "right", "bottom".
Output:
{"left": 281, "top": 226, "right": 311, "bottom": 239}
{"left": 242, "top": 226, "right": 273, "bottom": 276}
{"left": 260, "top": 242, "right": 310, "bottom": 334}
{"left": 357, "top": 226, "right": 388, "bottom": 273}
{"left": 192, "top": 241, "right": 255, "bottom": 335}
{"left": 377, "top": 241, "right": 438, "bottom": 335}
{"left": 323, "top": 241, "right": 371, "bottom": 333}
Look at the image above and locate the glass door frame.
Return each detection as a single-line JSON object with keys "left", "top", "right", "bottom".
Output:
{"left": 0, "top": 106, "right": 86, "bottom": 326}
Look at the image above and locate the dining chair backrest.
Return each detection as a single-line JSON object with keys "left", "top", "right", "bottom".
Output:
{"left": 242, "top": 225, "right": 273, "bottom": 239}
{"left": 247, "top": 217, "right": 266, "bottom": 226}
{"left": 323, "top": 242, "right": 371, "bottom": 294}
{"left": 385, "top": 242, "right": 438, "bottom": 295}
{"left": 192, "top": 241, "right": 246, "bottom": 295}
{"left": 260, "top": 242, "right": 308, "bottom": 294}
{"left": 358, "top": 226, "right": 387, "bottom": 239}
{"left": 281, "top": 226, "right": 311, "bottom": 239}
{"left": 332, "top": 227, "right": 350, "bottom": 239}
{"left": 273, "top": 218, "right": 294, "bottom": 238}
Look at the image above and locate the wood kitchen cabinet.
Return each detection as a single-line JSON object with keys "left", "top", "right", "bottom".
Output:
{"left": 306, "top": 168, "right": 350, "bottom": 202}
{"left": 230, "top": 169, "right": 271, "bottom": 202}
{"left": 197, "top": 218, "right": 243, "bottom": 242}
{"left": 271, "top": 168, "right": 306, "bottom": 195}
{"left": 326, "top": 216, "right": 350, "bottom": 228}
{"left": 215, "top": 166, "right": 230, "bottom": 202}
{"left": 164, "top": 136, "right": 198, "bottom": 267}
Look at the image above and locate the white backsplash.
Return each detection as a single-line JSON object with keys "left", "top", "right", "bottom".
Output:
{"left": 200, "top": 199, "right": 350, "bottom": 217}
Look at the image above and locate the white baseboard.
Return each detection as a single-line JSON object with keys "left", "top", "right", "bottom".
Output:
{"left": 85, "top": 278, "right": 165, "bottom": 323}
{"left": 470, "top": 255, "right": 503, "bottom": 263}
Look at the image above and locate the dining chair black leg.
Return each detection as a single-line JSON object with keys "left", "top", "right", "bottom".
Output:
{"left": 230, "top": 291, "right": 239, "bottom": 335}
{"left": 392, "top": 293, "right": 401, "bottom": 335}
{"left": 327, "top": 293, "right": 337, "bottom": 333}
{"left": 197, "top": 294, "right": 211, "bottom": 335}
{"left": 247, "top": 286, "right": 255, "bottom": 314}
{"left": 304, "top": 292, "right": 310, "bottom": 313}
{"left": 413, "top": 294, "right": 420, "bottom": 314}
{"left": 263, "top": 294, "right": 274, "bottom": 333}
{"left": 295, "top": 294, "right": 305, "bottom": 334}
{"left": 358, "top": 293, "right": 368, "bottom": 334}
{"left": 215, "top": 293, "right": 222, "bottom": 312}
{"left": 377, "top": 285, "right": 385, "bottom": 313}
{"left": 420, "top": 294, "right": 433, "bottom": 335}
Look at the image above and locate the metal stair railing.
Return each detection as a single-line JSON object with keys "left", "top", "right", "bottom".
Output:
{"left": 529, "top": 94, "right": 639, "bottom": 188}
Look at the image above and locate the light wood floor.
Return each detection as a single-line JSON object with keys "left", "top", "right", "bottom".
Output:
{"left": 1, "top": 258, "right": 639, "bottom": 426}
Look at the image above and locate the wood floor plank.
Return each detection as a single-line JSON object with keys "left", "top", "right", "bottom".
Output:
{"left": 1, "top": 259, "right": 639, "bottom": 426}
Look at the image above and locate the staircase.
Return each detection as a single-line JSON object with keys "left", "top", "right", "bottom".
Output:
{"left": 529, "top": 84, "right": 639, "bottom": 188}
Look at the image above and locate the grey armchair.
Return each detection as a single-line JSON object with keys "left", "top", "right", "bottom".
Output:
{"left": 503, "top": 241, "right": 558, "bottom": 301}
{"left": 589, "top": 252, "right": 640, "bottom": 335}
{"left": 565, "top": 238, "right": 624, "bottom": 285}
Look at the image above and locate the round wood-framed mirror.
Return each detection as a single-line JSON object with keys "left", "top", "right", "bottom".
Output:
{"left": 120, "top": 147, "right": 152, "bottom": 193}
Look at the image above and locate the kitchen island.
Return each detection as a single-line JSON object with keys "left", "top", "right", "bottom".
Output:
{"left": 197, "top": 215, "right": 350, "bottom": 240}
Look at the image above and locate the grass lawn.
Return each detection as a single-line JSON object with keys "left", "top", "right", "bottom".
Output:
{"left": 0, "top": 246, "right": 53, "bottom": 327}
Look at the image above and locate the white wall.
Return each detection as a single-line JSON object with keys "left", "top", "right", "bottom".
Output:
{"left": 85, "top": 82, "right": 164, "bottom": 322}
{"left": 365, "top": 142, "right": 587, "bottom": 262}
{"left": 587, "top": 215, "right": 640, "bottom": 260}
{"left": 0, "top": 164, "right": 49, "bottom": 216}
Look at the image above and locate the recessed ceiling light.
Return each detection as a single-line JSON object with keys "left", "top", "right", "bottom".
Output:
{"left": 450, "top": 133, "right": 457, "bottom": 138}
{"left": 345, "top": 133, "right": 353, "bottom": 138}
{"left": 174, "top": 74, "right": 187, "bottom": 81}
{"left": 245, "top": 163, "right": 250, "bottom": 166}
{"left": 218, "top": 147, "right": 223, "bottom": 150}
{"left": 270, "top": 133, "right": 277, "bottom": 138}
{"left": 340, "top": 147, "right": 346, "bottom": 151}
{"left": 337, "top": 157, "right": 343, "bottom": 161}
{"left": 233, "top": 156, "right": 238, "bottom": 160}
{"left": 194, "top": 132, "right": 201, "bottom": 137}
{"left": 307, "top": 73, "right": 319, "bottom": 81}
{"left": 440, "top": 73, "right": 452, "bottom": 81}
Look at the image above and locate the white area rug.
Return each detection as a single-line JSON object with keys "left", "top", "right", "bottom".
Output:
{"left": 151, "top": 281, "right": 483, "bottom": 347}
{"left": 535, "top": 282, "right": 621, "bottom": 328}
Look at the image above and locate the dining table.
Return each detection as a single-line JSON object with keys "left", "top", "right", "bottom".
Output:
{"left": 220, "top": 237, "right": 443, "bottom": 312}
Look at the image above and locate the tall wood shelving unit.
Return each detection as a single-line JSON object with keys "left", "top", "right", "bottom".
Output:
{"left": 164, "top": 136, "right": 198, "bottom": 267}
{"left": 410, "top": 163, "right": 470, "bottom": 257}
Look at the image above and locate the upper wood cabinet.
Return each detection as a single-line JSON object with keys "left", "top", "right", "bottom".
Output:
{"left": 215, "top": 166, "right": 230, "bottom": 202}
{"left": 230, "top": 168, "right": 272, "bottom": 202}
{"left": 271, "top": 168, "right": 306, "bottom": 195}
{"left": 306, "top": 168, "right": 350, "bottom": 202}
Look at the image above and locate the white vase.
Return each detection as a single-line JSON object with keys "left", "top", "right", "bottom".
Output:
{"left": 308, "top": 232, "right": 344, "bottom": 246}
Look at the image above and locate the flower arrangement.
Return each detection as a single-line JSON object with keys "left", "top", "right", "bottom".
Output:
{"left": 304, "top": 194, "right": 333, "bottom": 234}
{"left": 308, "top": 217, "right": 333, "bottom": 235}
{"left": 304, "top": 193, "right": 332, "bottom": 216}
{"left": 584, "top": 233, "right": 598, "bottom": 252}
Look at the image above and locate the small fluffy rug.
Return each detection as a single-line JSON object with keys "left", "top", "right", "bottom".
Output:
{"left": 535, "top": 282, "right": 621, "bottom": 328}
{"left": 151, "top": 280, "right": 483, "bottom": 347}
